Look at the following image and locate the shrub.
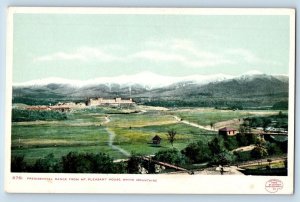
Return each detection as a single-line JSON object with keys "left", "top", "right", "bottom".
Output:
{"left": 223, "top": 136, "right": 239, "bottom": 151}
{"left": 236, "top": 133, "right": 249, "bottom": 146}
{"left": 11, "top": 155, "right": 27, "bottom": 172}
{"left": 211, "top": 151, "right": 236, "bottom": 166}
{"left": 233, "top": 151, "right": 252, "bottom": 162}
{"left": 127, "top": 153, "right": 144, "bottom": 174}
{"left": 12, "top": 109, "right": 67, "bottom": 122}
{"left": 33, "top": 153, "right": 60, "bottom": 172}
{"left": 181, "top": 140, "right": 211, "bottom": 163}
{"left": 265, "top": 142, "right": 282, "bottom": 156}
{"left": 154, "top": 149, "right": 186, "bottom": 166}
{"left": 61, "top": 152, "right": 114, "bottom": 173}
{"left": 208, "top": 137, "right": 225, "bottom": 155}
{"left": 250, "top": 146, "right": 268, "bottom": 159}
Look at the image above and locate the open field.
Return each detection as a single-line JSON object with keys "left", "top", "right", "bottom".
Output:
{"left": 173, "top": 108, "right": 283, "bottom": 128}
{"left": 11, "top": 106, "right": 284, "bottom": 165}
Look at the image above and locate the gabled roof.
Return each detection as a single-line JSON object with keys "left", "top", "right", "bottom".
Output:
{"left": 219, "top": 127, "right": 236, "bottom": 132}
{"left": 152, "top": 135, "right": 161, "bottom": 140}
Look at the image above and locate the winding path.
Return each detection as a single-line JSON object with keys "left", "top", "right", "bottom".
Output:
{"left": 173, "top": 115, "right": 217, "bottom": 131}
{"left": 102, "top": 116, "right": 131, "bottom": 157}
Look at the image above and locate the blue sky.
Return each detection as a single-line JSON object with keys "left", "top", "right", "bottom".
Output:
{"left": 13, "top": 13, "right": 291, "bottom": 82}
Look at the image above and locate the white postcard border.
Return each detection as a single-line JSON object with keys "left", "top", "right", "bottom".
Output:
{"left": 4, "top": 7, "right": 296, "bottom": 194}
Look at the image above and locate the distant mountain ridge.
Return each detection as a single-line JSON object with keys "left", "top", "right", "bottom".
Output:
{"left": 14, "top": 71, "right": 236, "bottom": 89}
{"left": 13, "top": 71, "right": 289, "bottom": 108}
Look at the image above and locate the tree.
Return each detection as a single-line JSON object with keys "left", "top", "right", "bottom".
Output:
{"left": 182, "top": 140, "right": 211, "bottom": 163}
{"left": 236, "top": 133, "right": 248, "bottom": 146}
{"left": 61, "top": 152, "right": 114, "bottom": 173}
{"left": 113, "top": 162, "right": 127, "bottom": 174}
{"left": 238, "top": 124, "right": 247, "bottom": 135}
{"left": 92, "top": 153, "right": 115, "bottom": 173}
{"left": 223, "top": 136, "right": 239, "bottom": 151}
{"left": 11, "top": 155, "right": 27, "bottom": 172}
{"left": 250, "top": 146, "right": 268, "bottom": 160}
{"left": 265, "top": 142, "right": 282, "bottom": 155}
{"left": 208, "top": 137, "right": 225, "bottom": 155}
{"left": 154, "top": 149, "right": 186, "bottom": 166}
{"left": 254, "top": 136, "right": 265, "bottom": 147}
{"left": 211, "top": 151, "right": 236, "bottom": 166}
{"left": 167, "top": 129, "right": 177, "bottom": 147}
{"left": 262, "top": 118, "right": 272, "bottom": 131}
{"left": 33, "top": 153, "right": 59, "bottom": 172}
{"left": 127, "top": 153, "right": 143, "bottom": 174}
{"left": 241, "top": 119, "right": 251, "bottom": 133}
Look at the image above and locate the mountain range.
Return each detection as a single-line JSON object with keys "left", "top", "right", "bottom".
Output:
{"left": 13, "top": 71, "right": 289, "bottom": 108}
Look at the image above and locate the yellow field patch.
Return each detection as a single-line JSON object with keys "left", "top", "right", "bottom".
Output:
{"left": 12, "top": 139, "right": 92, "bottom": 146}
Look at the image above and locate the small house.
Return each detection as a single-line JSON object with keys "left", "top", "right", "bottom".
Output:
{"left": 152, "top": 135, "right": 162, "bottom": 145}
{"left": 218, "top": 127, "right": 237, "bottom": 136}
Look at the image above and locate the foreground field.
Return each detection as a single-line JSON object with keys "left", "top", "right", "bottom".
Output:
{"left": 11, "top": 106, "right": 283, "bottom": 164}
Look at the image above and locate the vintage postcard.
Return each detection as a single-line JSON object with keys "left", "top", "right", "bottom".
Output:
{"left": 5, "top": 7, "right": 295, "bottom": 194}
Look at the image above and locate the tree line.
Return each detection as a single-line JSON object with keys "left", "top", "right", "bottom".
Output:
{"left": 12, "top": 109, "right": 67, "bottom": 122}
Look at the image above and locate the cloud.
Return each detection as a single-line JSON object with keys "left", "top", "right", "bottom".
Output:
{"left": 33, "top": 39, "right": 279, "bottom": 69}
{"left": 225, "top": 48, "right": 281, "bottom": 66}
{"left": 134, "top": 39, "right": 234, "bottom": 67}
{"left": 131, "top": 50, "right": 186, "bottom": 62}
{"left": 34, "top": 47, "right": 118, "bottom": 62}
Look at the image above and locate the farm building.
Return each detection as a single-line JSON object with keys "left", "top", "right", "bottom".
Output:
{"left": 218, "top": 127, "right": 237, "bottom": 136}
{"left": 26, "top": 106, "right": 51, "bottom": 111}
{"left": 152, "top": 135, "right": 162, "bottom": 145}
{"left": 87, "top": 97, "right": 135, "bottom": 106}
{"left": 26, "top": 105, "right": 72, "bottom": 112}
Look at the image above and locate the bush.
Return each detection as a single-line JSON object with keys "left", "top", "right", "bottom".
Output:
{"left": 236, "top": 133, "right": 258, "bottom": 147}
{"left": 33, "top": 153, "right": 60, "bottom": 172}
{"left": 210, "top": 151, "right": 236, "bottom": 166}
{"left": 233, "top": 151, "right": 252, "bottom": 162}
{"left": 61, "top": 152, "right": 114, "bottom": 173}
{"left": 266, "top": 142, "right": 282, "bottom": 156}
{"left": 11, "top": 155, "right": 27, "bottom": 172}
{"left": 12, "top": 109, "right": 67, "bottom": 122}
{"left": 127, "top": 153, "right": 144, "bottom": 174}
{"left": 181, "top": 140, "right": 211, "bottom": 163}
{"left": 250, "top": 146, "right": 268, "bottom": 159}
{"left": 208, "top": 137, "right": 225, "bottom": 155}
{"left": 113, "top": 162, "right": 127, "bottom": 174}
{"left": 236, "top": 133, "right": 248, "bottom": 146}
{"left": 223, "top": 136, "right": 239, "bottom": 151}
{"left": 154, "top": 149, "right": 186, "bottom": 166}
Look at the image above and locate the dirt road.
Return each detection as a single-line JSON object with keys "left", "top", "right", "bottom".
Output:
{"left": 173, "top": 115, "right": 216, "bottom": 131}
{"left": 105, "top": 128, "right": 131, "bottom": 157}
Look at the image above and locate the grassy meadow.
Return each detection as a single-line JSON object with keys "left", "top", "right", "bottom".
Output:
{"left": 11, "top": 106, "right": 283, "bottom": 165}
{"left": 173, "top": 108, "right": 282, "bottom": 127}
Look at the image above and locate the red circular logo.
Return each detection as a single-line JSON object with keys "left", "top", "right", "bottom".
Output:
{"left": 265, "top": 179, "right": 283, "bottom": 193}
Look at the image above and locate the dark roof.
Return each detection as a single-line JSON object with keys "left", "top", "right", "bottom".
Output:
{"left": 152, "top": 135, "right": 161, "bottom": 140}
{"left": 219, "top": 127, "right": 236, "bottom": 132}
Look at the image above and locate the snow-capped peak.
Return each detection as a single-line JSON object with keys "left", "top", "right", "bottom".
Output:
{"left": 14, "top": 71, "right": 286, "bottom": 89}
{"left": 240, "top": 70, "right": 264, "bottom": 76}
{"left": 14, "top": 71, "right": 235, "bottom": 89}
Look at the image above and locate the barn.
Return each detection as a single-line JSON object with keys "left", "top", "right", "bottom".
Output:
{"left": 152, "top": 135, "right": 162, "bottom": 145}
{"left": 218, "top": 127, "right": 237, "bottom": 136}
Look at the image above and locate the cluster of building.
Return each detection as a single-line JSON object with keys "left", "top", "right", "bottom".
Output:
{"left": 87, "top": 97, "right": 135, "bottom": 106}
{"left": 26, "top": 102, "right": 86, "bottom": 112}
{"left": 25, "top": 97, "right": 135, "bottom": 112}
